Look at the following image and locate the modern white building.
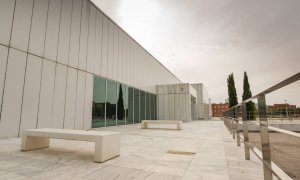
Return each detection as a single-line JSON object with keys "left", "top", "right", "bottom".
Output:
{"left": 0, "top": 0, "right": 210, "bottom": 138}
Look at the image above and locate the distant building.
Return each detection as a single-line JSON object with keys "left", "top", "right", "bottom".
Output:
{"left": 212, "top": 103, "right": 229, "bottom": 117}
{"left": 273, "top": 104, "right": 296, "bottom": 111}
{"left": 267, "top": 104, "right": 297, "bottom": 116}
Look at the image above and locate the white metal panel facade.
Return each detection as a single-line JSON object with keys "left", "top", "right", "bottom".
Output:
{"left": 19, "top": 55, "right": 43, "bottom": 136}
{"left": 0, "top": 46, "right": 8, "bottom": 115}
{"left": 52, "top": 64, "right": 67, "bottom": 128}
{"left": 0, "top": 0, "right": 182, "bottom": 138}
{"left": 64, "top": 68, "right": 78, "bottom": 129}
{"left": 86, "top": 4, "right": 96, "bottom": 73}
{"left": 78, "top": 0, "right": 89, "bottom": 71}
{"left": 37, "top": 59, "right": 56, "bottom": 128}
{"left": 94, "top": 11, "right": 103, "bottom": 75}
{"left": 0, "top": 48, "right": 27, "bottom": 138}
{"left": 10, "top": 0, "right": 34, "bottom": 52}
{"left": 68, "top": 0, "right": 82, "bottom": 68}
{"left": 75, "top": 71, "right": 86, "bottom": 129}
{"left": 44, "top": 0, "right": 61, "bottom": 61}
{"left": 28, "top": 0, "right": 49, "bottom": 57}
{"left": 0, "top": 0, "right": 15, "bottom": 46}
{"left": 57, "top": 0, "right": 73, "bottom": 65}
{"left": 156, "top": 83, "right": 196, "bottom": 122}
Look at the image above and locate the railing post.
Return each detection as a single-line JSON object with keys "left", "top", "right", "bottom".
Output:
{"left": 231, "top": 109, "right": 235, "bottom": 138}
{"left": 235, "top": 107, "right": 240, "bottom": 146}
{"left": 242, "top": 102, "right": 250, "bottom": 160}
{"left": 258, "top": 95, "right": 273, "bottom": 180}
{"left": 229, "top": 111, "right": 233, "bottom": 134}
{"left": 232, "top": 117, "right": 235, "bottom": 139}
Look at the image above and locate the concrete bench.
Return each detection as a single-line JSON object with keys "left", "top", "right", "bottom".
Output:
{"left": 141, "top": 120, "right": 182, "bottom": 130}
{"left": 21, "top": 128, "right": 120, "bottom": 163}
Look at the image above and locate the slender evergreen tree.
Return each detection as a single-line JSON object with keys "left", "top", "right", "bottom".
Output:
{"left": 242, "top": 71, "right": 256, "bottom": 120}
{"left": 117, "top": 85, "right": 125, "bottom": 120}
{"left": 227, "top": 73, "right": 238, "bottom": 108}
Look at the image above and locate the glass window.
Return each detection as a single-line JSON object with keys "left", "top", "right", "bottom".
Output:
{"left": 117, "top": 84, "right": 127, "bottom": 125}
{"left": 92, "top": 77, "right": 106, "bottom": 128}
{"left": 151, "top": 94, "right": 156, "bottom": 120}
{"left": 127, "top": 87, "right": 134, "bottom": 124}
{"left": 140, "top": 91, "right": 145, "bottom": 121}
{"left": 106, "top": 80, "right": 117, "bottom": 126}
{"left": 134, "top": 89, "right": 140, "bottom": 123}
{"left": 146, "top": 93, "right": 151, "bottom": 120}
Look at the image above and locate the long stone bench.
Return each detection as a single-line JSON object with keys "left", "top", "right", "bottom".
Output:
{"left": 141, "top": 120, "right": 182, "bottom": 130}
{"left": 21, "top": 128, "right": 120, "bottom": 163}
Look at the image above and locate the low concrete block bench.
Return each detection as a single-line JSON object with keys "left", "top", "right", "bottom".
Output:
{"left": 21, "top": 128, "right": 120, "bottom": 163}
{"left": 141, "top": 120, "right": 182, "bottom": 130}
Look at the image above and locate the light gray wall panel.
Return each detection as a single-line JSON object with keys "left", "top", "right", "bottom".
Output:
{"left": 44, "top": 0, "right": 62, "bottom": 61}
{"left": 163, "top": 95, "right": 169, "bottom": 120}
{"left": 113, "top": 24, "right": 118, "bottom": 80}
{"left": 130, "top": 39, "right": 133, "bottom": 86}
{"left": 180, "top": 94, "right": 186, "bottom": 121}
{"left": 28, "top": 0, "right": 49, "bottom": 57}
{"left": 174, "top": 94, "right": 181, "bottom": 120}
{"left": 75, "top": 71, "right": 85, "bottom": 129}
{"left": 68, "top": 0, "right": 82, "bottom": 68}
{"left": 10, "top": 0, "right": 34, "bottom": 52}
{"left": 130, "top": 40, "right": 134, "bottom": 85}
{"left": 0, "top": 0, "right": 15, "bottom": 46}
{"left": 117, "top": 30, "right": 122, "bottom": 82}
{"left": 100, "top": 16, "right": 108, "bottom": 77}
{"left": 0, "top": 46, "right": 8, "bottom": 115}
{"left": 132, "top": 43, "right": 136, "bottom": 86}
{"left": 127, "top": 39, "right": 131, "bottom": 85}
{"left": 19, "top": 54, "right": 42, "bottom": 136}
{"left": 169, "top": 94, "right": 175, "bottom": 120}
{"left": 125, "top": 36, "right": 130, "bottom": 84}
{"left": 133, "top": 45, "right": 137, "bottom": 87}
{"left": 84, "top": 73, "right": 93, "bottom": 129}
{"left": 141, "top": 52, "right": 145, "bottom": 89}
{"left": 122, "top": 32, "right": 127, "bottom": 84}
{"left": 94, "top": 11, "right": 103, "bottom": 76}
{"left": 0, "top": 48, "right": 27, "bottom": 138}
{"left": 64, "top": 67, "right": 77, "bottom": 129}
{"left": 185, "top": 94, "right": 191, "bottom": 121}
{"left": 107, "top": 21, "right": 114, "bottom": 79}
{"left": 52, "top": 64, "right": 67, "bottom": 128}
{"left": 37, "top": 59, "right": 55, "bottom": 128}
{"left": 86, "top": 4, "right": 96, "bottom": 73}
{"left": 157, "top": 95, "right": 162, "bottom": 119}
{"left": 57, "top": 0, "right": 73, "bottom": 65}
{"left": 78, "top": 0, "right": 89, "bottom": 71}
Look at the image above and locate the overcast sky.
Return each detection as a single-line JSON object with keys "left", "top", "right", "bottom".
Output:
{"left": 92, "top": 0, "right": 300, "bottom": 106}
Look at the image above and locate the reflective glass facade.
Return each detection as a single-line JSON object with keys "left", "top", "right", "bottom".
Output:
{"left": 140, "top": 91, "right": 146, "bottom": 121}
{"left": 92, "top": 76, "right": 156, "bottom": 128}
{"left": 92, "top": 77, "right": 106, "bottom": 128}
{"left": 127, "top": 87, "right": 134, "bottom": 124}
{"left": 134, "top": 89, "right": 140, "bottom": 123}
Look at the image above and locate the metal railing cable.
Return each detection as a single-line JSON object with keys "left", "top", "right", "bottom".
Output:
{"left": 221, "top": 72, "right": 300, "bottom": 180}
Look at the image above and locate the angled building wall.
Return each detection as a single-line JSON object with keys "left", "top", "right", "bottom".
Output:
{"left": 0, "top": 0, "right": 182, "bottom": 138}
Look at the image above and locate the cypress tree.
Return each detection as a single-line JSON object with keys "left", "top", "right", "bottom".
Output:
{"left": 242, "top": 71, "right": 256, "bottom": 120}
{"left": 227, "top": 73, "right": 238, "bottom": 108}
{"left": 117, "top": 85, "right": 125, "bottom": 120}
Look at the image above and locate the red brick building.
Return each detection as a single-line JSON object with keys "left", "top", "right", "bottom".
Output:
{"left": 212, "top": 103, "right": 229, "bottom": 117}
{"left": 268, "top": 104, "right": 297, "bottom": 114}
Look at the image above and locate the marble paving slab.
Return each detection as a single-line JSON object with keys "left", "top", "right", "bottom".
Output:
{"left": 0, "top": 119, "right": 268, "bottom": 179}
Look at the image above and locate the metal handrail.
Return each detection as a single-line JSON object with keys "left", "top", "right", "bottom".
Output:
{"left": 222, "top": 72, "right": 300, "bottom": 180}
{"left": 268, "top": 126, "right": 300, "bottom": 138}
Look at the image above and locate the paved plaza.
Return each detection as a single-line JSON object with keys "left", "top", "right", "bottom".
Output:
{"left": 0, "top": 120, "right": 265, "bottom": 180}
